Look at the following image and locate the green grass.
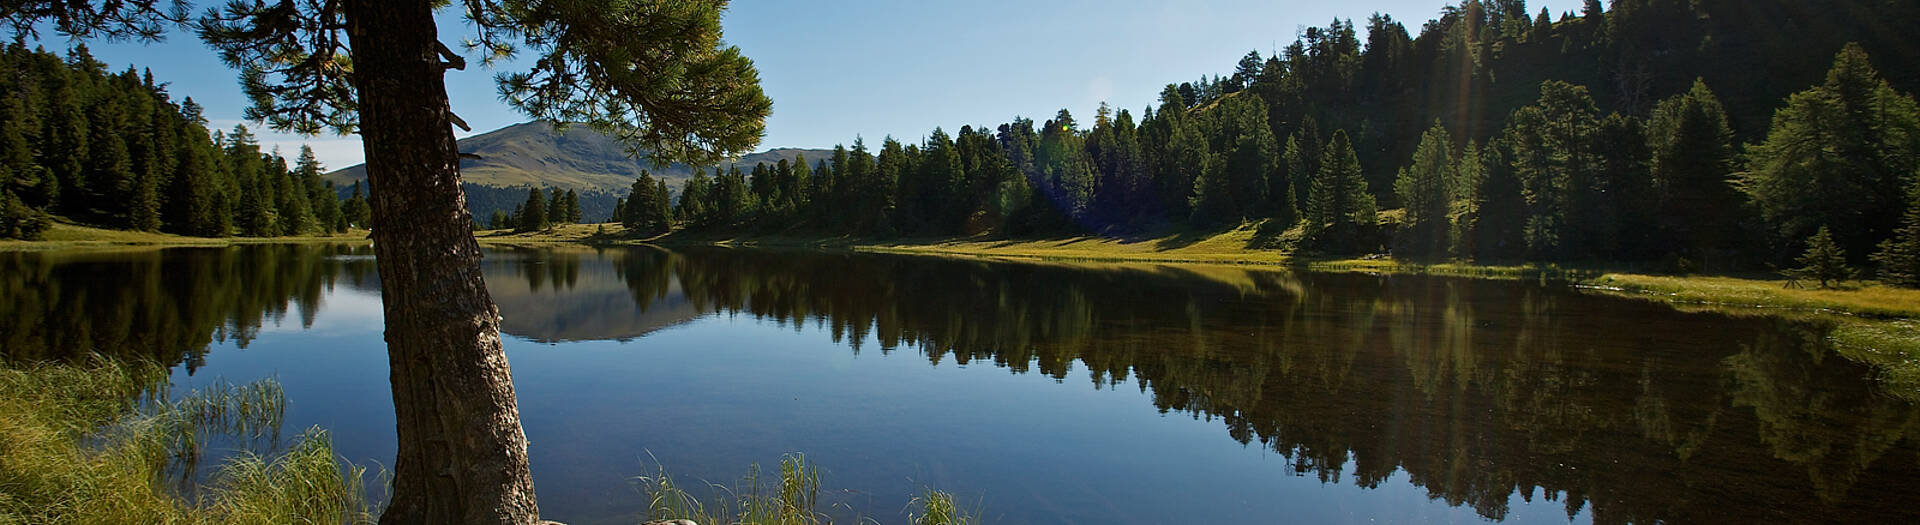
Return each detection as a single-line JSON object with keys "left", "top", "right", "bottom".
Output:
{"left": 0, "top": 222, "right": 370, "bottom": 252}
{"left": 634, "top": 453, "right": 978, "bottom": 525}
{"left": 0, "top": 358, "right": 373, "bottom": 525}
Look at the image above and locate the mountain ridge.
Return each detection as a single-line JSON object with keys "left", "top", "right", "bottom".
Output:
{"left": 324, "top": 121, "right": 830, "bottom": 193}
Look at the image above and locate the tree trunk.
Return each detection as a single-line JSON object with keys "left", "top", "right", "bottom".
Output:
{"left": 343, "top": 1, "right": 542, "bottom": 523}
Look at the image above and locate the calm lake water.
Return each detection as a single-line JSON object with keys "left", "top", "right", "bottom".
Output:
{"left": 3, "top": 244, "right": 1918, "bottom": 524}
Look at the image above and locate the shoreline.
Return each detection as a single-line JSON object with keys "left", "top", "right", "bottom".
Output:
{"left": 474, "top": 223, "right": 1920, "bottom": 398}
{"left": 14, "top": 220, "right": 1917, "bottom": 397}
{"left": 0, "top": 223, "right": 372, "bottom": 252}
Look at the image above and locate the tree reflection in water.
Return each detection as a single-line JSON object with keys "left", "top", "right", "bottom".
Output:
{"left": 3, "top": 245, "right": 1916, "bottom": 523}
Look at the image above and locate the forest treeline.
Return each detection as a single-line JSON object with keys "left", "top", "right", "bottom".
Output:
{"left": 0, "top": 44, "right": 364, "bottom": 239}
{"left": 630, "top": 0, "right": 1920, "bottom": 284}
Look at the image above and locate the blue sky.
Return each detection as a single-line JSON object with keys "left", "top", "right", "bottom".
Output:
{"left": 34, "top": 0, "right": 1564, "bottom": 169}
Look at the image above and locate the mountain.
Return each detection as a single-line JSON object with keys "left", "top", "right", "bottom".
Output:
{"left": 324, "top": 121, "right": 830, "bottom": 193}
{"left": 324, "top": 121, "right": 830, "bottom": 223}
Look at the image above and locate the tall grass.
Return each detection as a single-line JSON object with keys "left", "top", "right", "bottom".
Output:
{"left": 0, "top": 358, "right": 373, "bottom": 525}
{"left": 907, "top": 487, "right": 980, "bottom": 525}
{"left": 635, "top": 453, "right": 981, "bottom": 525}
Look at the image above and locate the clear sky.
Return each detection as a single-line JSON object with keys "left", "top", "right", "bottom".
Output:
{"left": 31, "top": 0, "right": 1565, "bottom": 170}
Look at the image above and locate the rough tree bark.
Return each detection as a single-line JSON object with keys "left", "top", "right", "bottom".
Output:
{"left": 343, "top": 1, "right": 542, "bottom": 523}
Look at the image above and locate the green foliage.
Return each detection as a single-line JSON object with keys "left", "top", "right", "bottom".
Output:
{"left": 1874, "top": 181, "right": 1920, "bottom": 288}
{"left": 1448, "top": 140, "right": 1485, "bottom": 259}
{"left": 1505, "top": 80, "right": 1598, "bottom": 260}
{"left": 517, "top": 186, "right": 549, "bottom": 233}
{"left": 339, "top": 181, "right": 368, "bottom": 231}
{"left": 0, "top": 359, "right": 372, "bottom": 525}
{"left": 1306, "top": 130, "right": 1377, "bottom": 253}
{"left": 1394, "top": 122, "right": 1454, "bottom": 257}
{"left": 909, "top": 487, "right": 981, "bottom": 525}
{"left": 1743, "top": 44, "right": 1920, "bottom": 260}
{"left": 635, "top": 453, "right": 824, "bottom": 525}
{"left": 635, "top": 452, "right": 979, "bottom": 525}
{"left": 0, "top": 187, "right": 51, "bottom": 239}
{"left": 0, "top": 46, "right": 332, "bottom": 238}
{"left": 1792, "top": 226, "right": 1853, "bottom": 288}
{"left": 623, "top": 171, "right": 673, "bottom": 235}
{"left": 1648, "top": 78, "right": 1740, "bottom": 259}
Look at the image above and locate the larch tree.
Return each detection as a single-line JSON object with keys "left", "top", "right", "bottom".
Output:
{"left": 1394, "top": 122, "right": 1454, "bottom": 257}
{"left": 6, "top": 2, "right": 772, "bottom": 523}
{"left": 1742, "top": 44, "right": 1920, "bottom": 260}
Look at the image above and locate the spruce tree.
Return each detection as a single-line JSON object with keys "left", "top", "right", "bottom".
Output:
{"left": 562, "top": 189, "right": 580, "bottom": 224}
{"left": 679, "top": 170, "right": 709, "bottom": 225}
{"left": 1306, "top": 130, "right": 1377, "bottom": 253}
{"left": 340, "top": 181, "right": 369, "bottom": 230}
{"left": 83, "top": 95, "right": 136, "bottom": 225}
{"left": 1649, "top": 79, "right": 1740, "bottom": 261}
{"left": 789, "top": 154, "right": 811, "bottom": 213}
{"left": 519, "top": 186, "right": 548, "bottom": 232}
{"left": 625, "top": 172, "right": 663, "bottom": 233}
{"left": 1793, "top": 226, "right": 1852, "bottom": 289}
{"left": 650, "top": 179, "right": 673, "bottom": 233}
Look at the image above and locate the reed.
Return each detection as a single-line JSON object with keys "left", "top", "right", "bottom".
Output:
{"left": 0, "top": 358, "right": 373, "bottom": 525}
{"left": 634, "top": 453, "right": 979, "bottom": 525}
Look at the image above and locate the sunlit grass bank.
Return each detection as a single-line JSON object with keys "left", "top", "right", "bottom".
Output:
{"left": 497, "top": 221, "right": 1920, "bottom": 400}
{"left": 0, "top": 222, "right": 370, "bottom": 252}
{"left": 1580, "top": 274, "right": 1920, "bottom": 399}
{"left": 0, "top": 359, "right": 372, "bottom": 525}
{"left": 636, "top": 453, "right": 979, "bottom": 525}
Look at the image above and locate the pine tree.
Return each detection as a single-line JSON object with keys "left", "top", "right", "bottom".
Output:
{"left": 650, "top": 179, "right": 673, "bottom": 233}
{"left": 788, "top": 154, "right": 811, "bottom": 214}
{"left": 83, "top": 94, "right": 136, "bottom": 225}
{"left": 1394, "top": 122, "right": 1454, "bottom": 257}
{"left": 679, "top": 169, "right": 710, "bottom": 225}
{"left": 1793, "top": 226, "right": 1852, "bottom": 289}
{"left": 1449, "top": 140, "right": 1485, "bottom": 259}
{"left": 519, "top": 186, "right": 548, "bottom": 232}
{"left": 340, "top": 181, "right": 369, "bottom": 231}
{"left": 1504, "top": 80, "right": 1599, "bottom": 260}
{"left": 563, "top": 189, "right": 581, "bottom": 223}
{"left": 624, "top": 171, "right": 671, "bottom": 234}
{"left": 1156, "top": 87, "right": 1209, "bottom": 221}
{"left": 270, "top": 153, "right": 314, "bottom": 235}
{"left": 1306, "top": 130, "right": 1377, "bottom": 253}
{"left": 42, "top": 67, "right": 87, "bottom": 215}
{"left": 1649, "top": 78, "right": 1740, "bottom": 261}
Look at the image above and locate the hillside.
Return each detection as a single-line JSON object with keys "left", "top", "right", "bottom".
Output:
{"left": 324, "top": 121, "right": 829, "bottom": 193}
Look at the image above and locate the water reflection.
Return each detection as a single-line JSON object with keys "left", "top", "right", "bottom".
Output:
{"left": 485, "top": 246, "right": 1920, "bottom": 524}
{"left": 0, "top": 244, "right": 376, "bottom": 371}
{"left": 2, "top": 245, "right": 1916, "bottom": 523}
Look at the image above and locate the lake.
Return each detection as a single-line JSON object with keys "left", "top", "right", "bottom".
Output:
{"left": 2, "top": 244, "right": 1916, "bottom": 524}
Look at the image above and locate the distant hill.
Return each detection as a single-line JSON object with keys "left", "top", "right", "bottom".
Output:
{"left": 325, "top": 121, "right": 830, "bottom": 222}
{"left": 325, "top": 121, "right": 829, "bottom": 192}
